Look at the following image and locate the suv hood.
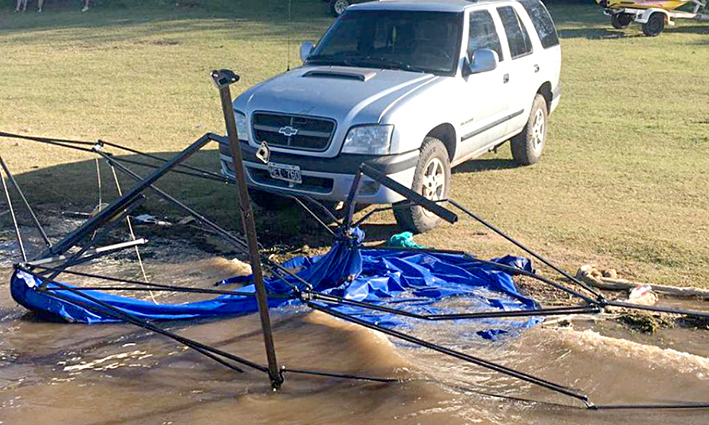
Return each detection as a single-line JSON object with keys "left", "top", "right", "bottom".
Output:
{"left": 237, "top": 66, "right": 438, "bottom": 124}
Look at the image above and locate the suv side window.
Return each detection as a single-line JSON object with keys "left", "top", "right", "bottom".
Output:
{"left": 518, "top": 0, "right": 559, "bottom": 49}
{"left": 497, "top": 6, "right": 533, "bottom": 59}
{"left": 468, "top": 10, "right": 504, "bottom": 62}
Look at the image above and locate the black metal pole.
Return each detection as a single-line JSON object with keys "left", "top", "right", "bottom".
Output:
{"left": 0, "top": 157, "right": 51, "bottom": 248}
{"left": 1, "top": 164, "right": 27, "bottom": 262}
{"left": 307, "top": 302, "right": 591, "bottom": 405}
{"left": 211, "top": 69, "right": 282, "bottom": 390}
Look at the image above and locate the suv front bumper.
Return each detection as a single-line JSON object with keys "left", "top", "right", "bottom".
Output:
{"left": 218, "top": 141, "right": 419, "bottom": 204}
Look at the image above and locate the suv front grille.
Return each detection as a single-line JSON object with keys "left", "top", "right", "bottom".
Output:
{"left": 252, "top": 113, "right": 335, "bottom": 151}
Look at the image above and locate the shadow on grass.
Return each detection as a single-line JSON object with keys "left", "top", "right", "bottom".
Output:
{"left": 3, "top": 146, "right": 336, "bottom": 252}
{"left": 666, "top": 24, "right": 709, "bottom": 36}
{"left": 452, "top": 158, "right": 519, "bottom": 174}
{"left": 558, "top": 27, "right": 632, "bottom": 39}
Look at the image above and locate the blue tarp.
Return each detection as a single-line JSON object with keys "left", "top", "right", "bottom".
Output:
{"left": 11, "top": 230, "right": 539, "bottom": 338}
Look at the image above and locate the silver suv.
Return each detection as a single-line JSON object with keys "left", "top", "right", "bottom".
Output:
{"left": 220, "top": 0, "right": 561, "bottom": 232}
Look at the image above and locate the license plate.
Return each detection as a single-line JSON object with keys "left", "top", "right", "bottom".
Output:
{"left": 267, "top": 162, "right": 302, "bottom": 184}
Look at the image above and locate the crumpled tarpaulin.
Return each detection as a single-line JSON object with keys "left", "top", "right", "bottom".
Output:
{"left": 11, "top": 229, "right": 539, "bottom": 338}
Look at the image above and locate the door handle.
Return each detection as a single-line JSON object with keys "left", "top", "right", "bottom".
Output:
{"left": 533, "top": 64, "right": 540, "bottom": 73}
{"left": 503, "top": 73, "right": 509, "bottom": 83}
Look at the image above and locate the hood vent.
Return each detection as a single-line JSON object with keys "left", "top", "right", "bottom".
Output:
{"left": 303, "top": 68, "right": 376, "bottom": 82}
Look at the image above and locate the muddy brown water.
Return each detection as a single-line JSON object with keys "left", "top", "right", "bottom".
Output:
{"left": 1, "top": 222, "right": 708, "bottom": 425}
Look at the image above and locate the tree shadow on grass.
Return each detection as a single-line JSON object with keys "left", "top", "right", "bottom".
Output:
{"left": 2, "top": 145, "right": 336, "bottom": 253}
{"left": 0, "top": 2, "right": 333, "bottom": 41}
{"left": 666, "top": 24, "right": 709, "bottom": 36}
{"left": 558, "top": 27, "right": 634, "bottom": 40}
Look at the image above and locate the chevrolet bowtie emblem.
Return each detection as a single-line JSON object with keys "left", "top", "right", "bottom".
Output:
{"left": 278, "top": 126, "right": 299, "bottom": 137}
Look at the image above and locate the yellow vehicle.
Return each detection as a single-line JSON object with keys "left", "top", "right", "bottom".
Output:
{"left": 596, "top": 0, "right": 708, "bottom": 35}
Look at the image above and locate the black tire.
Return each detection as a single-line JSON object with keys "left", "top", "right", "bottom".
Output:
{"left": 330, "top": 0, "right": 350, "bottom": 17}
{"left": 611, "top": 13, "right": 633, "bottom": 29}
{"left": 393, "top": 137, "right": 451, "bottom": 234}
{"left": 642, "top": 12, "right": 665, "bottom": 36}
{"left": 511, "top": 94, "right": 548, "bottom": 166}
{"left": 248, "top": 188, "right": 294, "bottom": 211}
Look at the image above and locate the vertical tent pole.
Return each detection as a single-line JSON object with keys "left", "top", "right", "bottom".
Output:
{"left": 210, "top": 69, "right": 282, "bottom": 390}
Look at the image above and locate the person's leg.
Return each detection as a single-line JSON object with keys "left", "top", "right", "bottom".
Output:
{"left": 82, "top": 0, "right": 89, "bottom": 12}
{"left": 21, "top": 0, "right": 27, "bottom": 11}
{"left": 38, "top": 0, "right": 43, "bottom": 12}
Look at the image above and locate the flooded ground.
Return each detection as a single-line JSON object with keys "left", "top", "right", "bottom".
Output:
{"left": 1, "top": 220, "right": 708, "bottom": 425}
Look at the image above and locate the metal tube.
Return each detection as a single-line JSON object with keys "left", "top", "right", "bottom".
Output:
{"left": 359, "top": 163, "right": 458, "bottom": 224}
{"left": 212, "top": 69, "right": 282, "bottom": 389}
{"left": 1, "top": 165, "right": 26, "bottom": 262}
{"left": 309, "top": 293, "right": 600, "bottom": 320}
{"left": 343, "top": 168, "right": 364, "bottom": 229}
{"left": 0, "top": 157, "right": 51, "bottom": 247}
{"left": 98, "top": 139, "right": 227, "bottom": 181}
{"left": 47, "top": 197, "right": 145, "bottom": 279}
{"left": 96, "top": 151, "right": 249, "bottom": 251}
{"left": 604, "top": 300, "right": 709, "bottom": 319}
{"left": 27, "top": 239, "right": 147, "bottom": 266}
{"left": 307, "top": 302, "right": 590, "bottom": 404}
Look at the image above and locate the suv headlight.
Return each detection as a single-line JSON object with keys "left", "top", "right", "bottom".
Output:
{"left": 342, "top": 125, "right": 393, "bottom": 155}
{"left": 234, "top": 110, "right": 249, "bottom": 142}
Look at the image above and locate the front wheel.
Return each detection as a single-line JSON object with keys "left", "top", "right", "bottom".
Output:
{"left": 330, "top": 0, "right": 350, "bottom": 17}
{"left": 511, "top": 94, "right": 549, "bottom": 166}
{"left": 393, "top": 137, "right": 451, "bottom": 234}
{"left": 642, "top": 12, "right": 665, "bottom": 36}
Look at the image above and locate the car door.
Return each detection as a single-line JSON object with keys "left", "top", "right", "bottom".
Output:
{"left": 495, "top": 4, "right": 538, "bottom": 136}
{"left": 456, "top": 8, "right": 511, "bottom": 160}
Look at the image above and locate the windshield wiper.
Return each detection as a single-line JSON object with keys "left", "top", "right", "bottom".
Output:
{"left": 350, "top": 57, "right": 429, "bottom": 73}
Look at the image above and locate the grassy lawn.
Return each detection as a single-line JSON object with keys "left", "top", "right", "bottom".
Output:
{"left": 0, "top": 2, "right": 707, "bottom": 287}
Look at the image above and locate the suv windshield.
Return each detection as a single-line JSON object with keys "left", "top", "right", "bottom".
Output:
{"left": 307, "top": 10, "right": 463, "bottom": 75}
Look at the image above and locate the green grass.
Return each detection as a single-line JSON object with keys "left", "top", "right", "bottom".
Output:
{"left": 0, "top": 2, "right": 707, "bottom": 287}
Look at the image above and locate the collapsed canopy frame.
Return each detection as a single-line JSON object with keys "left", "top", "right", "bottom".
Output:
{"left": 1, "top": 70, "right": 708, "bottom": 411}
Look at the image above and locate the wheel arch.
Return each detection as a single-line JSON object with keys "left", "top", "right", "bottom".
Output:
{"left": 424, "top": 123, "right": 457, "bottom": 162}
{"left": 537, "top": 81, "right": 553, "bottom": 111}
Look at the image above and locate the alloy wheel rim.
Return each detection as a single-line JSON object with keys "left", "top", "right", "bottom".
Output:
{"left": 335, "top": 0, "right": 348, "bottom": 15}
{"left": 421, "top": 158, "right": 445, "bottom": 217}
{"left": 532, "top": 109, "right": 545, "bottom": 152}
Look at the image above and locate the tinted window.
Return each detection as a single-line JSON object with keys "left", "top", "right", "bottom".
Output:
{"left": 518, "top": 0, "right": 559, "bottom": 49}
{"left": 468, "top": 10, "right": 504, "bottom": 62}
{"left": 497, "top": 6, "right": 533, "bottom": 59}
{"left": 308, "top": 10, "right": 463, "bottom": 75}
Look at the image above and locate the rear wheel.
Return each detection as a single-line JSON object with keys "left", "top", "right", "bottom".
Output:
{"left": 511, "top": 94, "right": 548, "bottom": 166}
{"left": 611, "top": 13, "right": 633, "bottom": 29}
{"left": 393, "top": 137, "right": 451, "bottom": 234}
{"left": 330, "top": 0, "right": 350, "bottom": 17}
{"left": 642, "top": 12, "right": 665, "bottom": 36}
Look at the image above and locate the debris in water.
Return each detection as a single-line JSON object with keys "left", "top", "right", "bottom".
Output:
{"left": 619, "top": 311, "right": 674, "bottom": 333}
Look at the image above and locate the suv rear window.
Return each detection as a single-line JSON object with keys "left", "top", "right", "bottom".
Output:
{"left": 497, "top": 6, "right": 533, "bottom": 59}
{"left": 518, "top": 0, "right": 559, "bottom": 49}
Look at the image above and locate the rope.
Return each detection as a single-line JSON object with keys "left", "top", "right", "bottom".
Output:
{"left": 1, "top": 165, "right": 27, "bottom": 262}
{"left": 109, "top": 163, "right": 154, "bottom": 303}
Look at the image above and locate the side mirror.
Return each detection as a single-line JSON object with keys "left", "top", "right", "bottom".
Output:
{"left": 462, "top": 49, "right": 498, "bottom": 76}
{"left": 300, "top": 41, "right": 314, "bottom": 62}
